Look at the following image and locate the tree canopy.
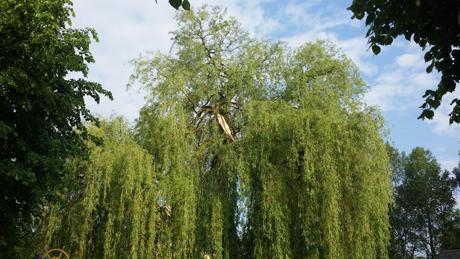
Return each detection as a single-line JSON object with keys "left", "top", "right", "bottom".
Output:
{"left": 388, "top": 147, "right": 456, "bottom": 259}
{"left": 0, "top": 0, "right": 111, "bottom": 255}
{"left": 131, "top": 6, "right": 392, "bottom": 258}
{"left": 349, "top": 0, "right": 460, "bottom": 123}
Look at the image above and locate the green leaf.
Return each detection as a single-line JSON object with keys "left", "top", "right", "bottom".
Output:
{"left": 445, "top": 79, "right": 456, "bottom": 92}
{"left": 423, "top": 89, "right": 435, "bottom": 98}
{"left": 426, "top": 63, "right": 434, "bottom": 73}
{"left": 383, "top": 36, "right": 393, "bottom": 45}
{"left": 424, "top": 51, "right": 433, "bottom": 62}
{"left": 427, "top": 99, "right": 441, "bottom": 109}
{"left": 182, "top": 0, "right": 190, "bottom": 11}
{"left": 419, "top": 39, "right": 427, "bottom": 49}
{"left": 419, "top": 109, "right": 434, "bottom": 119}
{"left": 403, "top": 31, "right": 412, "bottom": 41}
{"left": 355, "top": 12, "right": 365, "bottom": 19}
{"left": 371, "top": 45, "right": 381, "bottom": 55}
{"left": 169, "top": 0, "right": 182, "bottom": 9}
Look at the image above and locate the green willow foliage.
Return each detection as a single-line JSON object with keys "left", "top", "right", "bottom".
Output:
{"left": 241, "top": 102, "right": 390, "bottom": 258}
{"left": 131, "top": 6, "right": 391, "bottom": 259}
{"left": 40, "top": 5, "right": 392, "bottom": 258}
{"left": 40, "top": 119, "right": 157, "bottom": 258}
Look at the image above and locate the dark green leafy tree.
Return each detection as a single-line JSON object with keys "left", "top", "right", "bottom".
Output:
{"left": 348, "top": 0, "right": 460, "bottom": 123}
{"left": 388, "top": 147, "right": 456, "bottom": 259}
{"left": 387, "top": 147, "right": 418, "bottom": 259}
{"left": 0, "top": 0, "right": 111, "bottom": 256}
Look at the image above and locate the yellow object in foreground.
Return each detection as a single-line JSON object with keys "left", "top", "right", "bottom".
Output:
{"left": 43, "top": 248, "right": 69, "bottom": 259}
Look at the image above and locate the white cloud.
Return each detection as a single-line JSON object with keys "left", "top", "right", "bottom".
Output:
{"left": 395, "top": 53, "right": 421, "bottom": 68}
{"left": 413, "top": 73, "right": 437, "bottom": 88}
{"left": 364, "top": 72, "right": 435, "bottom": 112}
{"left": 363, "top": 47, "right": 440, "bottom": 112}
{"left": 283, "top": 0, "right": 352, "bottom": 31}
{"left": 364, "top": 71, "right": 409, "bottom": 111}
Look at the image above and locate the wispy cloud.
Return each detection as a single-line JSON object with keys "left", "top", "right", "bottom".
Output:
{"left": 395, "top": 53, "right": 421, "bottom": 69}
{"left": 280, "top": 1, "right": 377, "bottom": 76}
{"left": 364, "top": 50, "right": 436, "bottom": 112}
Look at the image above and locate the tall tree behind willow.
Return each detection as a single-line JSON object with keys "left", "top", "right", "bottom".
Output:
{"left": 131, "top": 5, "right": 392, "bottom": 258}
{"left": 39, "top": 119, "right": 157, "bottom": 258}
{"left": 388, "top": 147, "right": 456, "bottom": 259}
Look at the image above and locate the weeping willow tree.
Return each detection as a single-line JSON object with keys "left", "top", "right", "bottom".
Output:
{"left": 38, "top": 119, "right": 158, "bottom": 258}
{"left": 39, "top": 5, "right": 391, "bottom": 258}
{"left": 237, "top": 43, "right": 392, "bottom": 258}
{"left": 129, "top": 5, "right": 392, "bottom": 259}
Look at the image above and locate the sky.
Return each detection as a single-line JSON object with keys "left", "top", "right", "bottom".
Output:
{"left": 70, "top": 0, "right": 460, "bottom": 176}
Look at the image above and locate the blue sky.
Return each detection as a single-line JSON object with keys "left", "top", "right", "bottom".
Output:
{"left": 71, "top": 0, "right": 459, "bottom": 174}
